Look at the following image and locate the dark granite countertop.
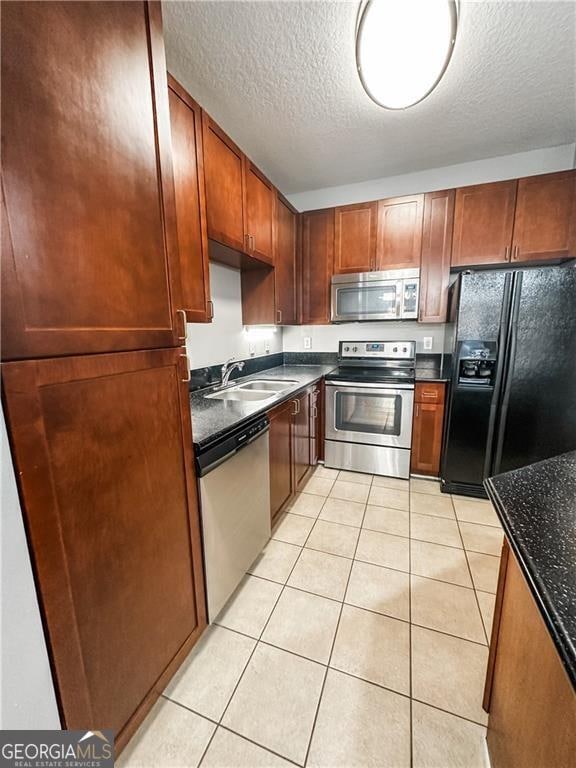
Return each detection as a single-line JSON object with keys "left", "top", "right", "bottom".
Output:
{"left": 414, "top": 367, "right": 451, "bottom": 383}
{"left": 485, "top": 451, "right": 576, "bottom": 689}
{"left": 414, "top": 353, "right": 452, "bottom": 383}
{"left": 190, "top": 364, "right": 336, "bottom": 449}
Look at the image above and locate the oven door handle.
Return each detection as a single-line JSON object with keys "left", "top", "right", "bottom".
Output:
{"left": 325, "top": 381, "right": 415, "bottom": 391}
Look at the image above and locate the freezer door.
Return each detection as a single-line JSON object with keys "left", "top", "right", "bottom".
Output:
{"left": 493, "top": 267, "right": 576, "bottom": 475}
{"left": 455, "top": 271, "right": 510, "bottom": 341}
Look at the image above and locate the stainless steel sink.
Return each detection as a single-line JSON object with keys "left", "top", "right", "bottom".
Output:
{"left": 205, "top": 378, "right": 298, "bottom": 402}
{"left": 238, "top": 380, "right": 297, "bottom": 392}
{"left": 205, "top": 389, "right": 274, "bottom": 402}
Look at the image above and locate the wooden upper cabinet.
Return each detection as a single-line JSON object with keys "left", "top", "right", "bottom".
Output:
{"left": 301, "top": 209, "right": 335, "bottom": 324}
{"left": 511, "top": 170, "right": 576, "bottom": 262}
{"left": 168, "top": 76, "right": 212, "bottom": 324}
{"left": 334, "top": 202, "right": 377, "bottom": 273}
{"left": 244, "top": 160, "right": 274, "bottom": 264}
{"left": 274, "top": 194, "right": 298, "bottom": 324}
{"left": 1, "top": 347, "right": 207, "bottom": 749}
{"left": 201, "top": 112, "right": 245, "bottom": 252}
{"left": 419, "top": 189, "right": 455, "bottom": 323}
{"left": 1, "top": 1, "right": 184, "bottom": 361}
{"left": 375, "top": 194, "right": 424, "bottom": 270}
{"left": 452, "top": 181, "right": 517, "bottom": 266}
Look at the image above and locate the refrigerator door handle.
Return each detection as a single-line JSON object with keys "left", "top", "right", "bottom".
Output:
{"left": 492, "top": 272, "right": 523, "bottom": 475}
{"left": 483, "top": 272, "right": 513, "bottom": 479}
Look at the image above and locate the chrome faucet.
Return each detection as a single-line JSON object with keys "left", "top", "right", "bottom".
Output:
{"left": 221, "top": 358, "right": 245, "bottom": 386}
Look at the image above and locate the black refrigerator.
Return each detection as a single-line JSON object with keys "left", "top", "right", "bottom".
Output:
{"left": 441, "top": 265, "right": 576, "bottom": 497}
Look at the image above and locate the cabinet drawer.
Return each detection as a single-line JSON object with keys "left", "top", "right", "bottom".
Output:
{"left": 415, "top": 382, "right": 445, "bottom": 404}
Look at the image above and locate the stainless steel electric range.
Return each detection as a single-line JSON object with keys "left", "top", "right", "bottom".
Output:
{"left": 324, "top": 341, "right": 416, "bottom": 479}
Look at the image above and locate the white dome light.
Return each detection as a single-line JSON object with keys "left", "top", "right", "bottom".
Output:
{"left": 356, "top": 0, "right": 458, "bottom": 110}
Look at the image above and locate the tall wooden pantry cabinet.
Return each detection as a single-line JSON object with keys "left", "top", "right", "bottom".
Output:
{"left": 1, "top": 1, "right": 206, "bottom": 753}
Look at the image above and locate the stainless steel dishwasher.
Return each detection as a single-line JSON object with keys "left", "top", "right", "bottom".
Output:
{"left": 196, "top": 415, "right": 271, "bottom": 622}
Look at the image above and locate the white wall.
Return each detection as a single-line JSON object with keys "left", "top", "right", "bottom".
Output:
{"left": 186, "top": 262, "right": 283, "bottom": 369}
{"left": 0, "top": 408, "right": 60, "bottom": 729}
{"left": 283, "top": 322, "right": 445, "bottom": 355}
{"left": 287, "top": 144, "right": 576, "bottom": 211}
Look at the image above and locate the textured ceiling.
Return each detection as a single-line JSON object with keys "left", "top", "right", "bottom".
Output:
{"left": 163, "top": 0, "right": 576, "bottom": 194}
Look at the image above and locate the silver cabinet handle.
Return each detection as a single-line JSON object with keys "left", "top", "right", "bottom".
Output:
{"left": 180, "top": 353, "right": 191, "bottom": 383}
{"left": 313, "top": 405, "right": 318, "bottom": 419}
{"left": 251, "top": 235, "right": 256, "bottom": 252}
{"left": 512, "top": 244, "right": 520, "bottom": 261}
{"left": 292, "top": 398, "right": 300, "bottom": 415}
{"left": 276, "top": 308, "right": 282, "bottom": 324}
{"left": 245, "top": 233, "right": 251, "bottom": 253}
{"left": 177, "top": 309, "right": 187, "bottom": 341}
{"left": 504, "top": 245, "right": 510, "bottom": 260}
{"left": 207, "top": 300, "right": 214, "bottom": 319}
{"left": 415, "top": 403, "right": 420, "bottom": 417}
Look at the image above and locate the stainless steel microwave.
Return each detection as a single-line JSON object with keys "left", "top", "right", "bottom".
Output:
{"left": 331, "top": 269, "right": 420, "bottom": 322}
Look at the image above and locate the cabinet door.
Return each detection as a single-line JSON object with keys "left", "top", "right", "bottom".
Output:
{"left": 1, "top": 347, "right": 206, "bottom": 750}
{"left": 309, "top": 384, "right": 323, "bottom": 466}
{"left": 334, "top": 202, "right": 377, "bottom": 273}
{"left": 268, "top": 399, "right": 294, "bottom": 523}
{"left": 293, "top": 390, "right": 312, "bottom": 490}
{"left": 411, "top": 383, "right": 445, "bottom": 476}
{"left": 274, "top": 195, "right": 298, "bottom": 324}
{"left": 375, "top": 194, "right": 424, "bottom": 270}
{"left": 1, "top": 1, "right": 184, "bottom": 361}
{"left": 202, "top": 112, "right": 245, "bottom": 252}
{"left": 512, "top": 170, "right": 576, "bottom": 262}
{"left": 452, "top": 181, "right": 517, "bottom": 266}
{"left": 419, "top": 190, "right": 455, "bottom": 323}
{"left": 168, "top": 77, "right": 212, "bottom": 323}
{"left": 301, "top": 209, "right": 334, "bottom": 324}
{"left": 244, "top": 160, "right": 274, "bottom": 264}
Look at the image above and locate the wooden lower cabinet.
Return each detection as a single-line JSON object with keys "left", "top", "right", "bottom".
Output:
{"left": 293, "top": 389, "right": 312, "bottom": 491}
{"left": 484, "top": 540, "right": 576, "bottom": 768}
{"left": 268, "top": 399, "right": 295, "bottom": 523}
{"left": 410, "top": 382, "right": 446, "bottom": 476}
{"left": 1, "top": 348, "right": 207, "bottom": 752}
{"left": 268, "top": 383, "right": 322, "bottom": 523}
{"left": 310, "top": 381, "right": 324, "bottom": 465}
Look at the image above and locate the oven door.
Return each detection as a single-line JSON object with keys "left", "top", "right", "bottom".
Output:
{"left": 325, "top": 382, "right": 414, "bottom": 448}
{"left": 331, "top": 279, "right": 402, "bottom": 322}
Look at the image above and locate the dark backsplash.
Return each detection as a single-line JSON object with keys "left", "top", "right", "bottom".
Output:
{"left": 189, "top": 351, "right": 449, "bottom": 391}
{"left": 189, "top": 352, "right": 284, "bottom": 391}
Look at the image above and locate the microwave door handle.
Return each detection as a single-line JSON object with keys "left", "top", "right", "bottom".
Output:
{"left": 396, "top": 281, "right": 403, "bottom": 318}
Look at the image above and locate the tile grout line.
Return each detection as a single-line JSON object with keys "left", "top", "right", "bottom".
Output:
{"left": 452, "top": 495, "right": 492, "bottom": 646}
{"left": 197, "top": 522, "right": 313, "bottom": 768}
{"left": 302, "top": 474, "right": 374, "bottom": 768}
{"left": 408, "top": 475, "right": 413, "bottom": 768}
{"left": 162, "top": 653, "right": 491, "bottom": 734}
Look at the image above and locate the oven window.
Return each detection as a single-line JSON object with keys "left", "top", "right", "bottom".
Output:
{"left": 337, "top": 284, "right": 398, "bottom": 317}
{"left": 335, "top": 391, "right": 402, "bottom": 436}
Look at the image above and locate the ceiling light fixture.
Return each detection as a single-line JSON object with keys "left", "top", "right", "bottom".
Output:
{"left": 356, "top": 0, "right": 458, "bottom": 110}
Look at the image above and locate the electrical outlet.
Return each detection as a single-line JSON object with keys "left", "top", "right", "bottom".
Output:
{"left": 423, "top": 336, "right": 433, "bottom": 351}
{"left": 248, "top": 341, "right": 256, "bottom": 356}
{"left": 303, "top": 336, "right": 312, "bottom": 350}
{"left": 265, "top": 339, "right": 271, "bottom": 353}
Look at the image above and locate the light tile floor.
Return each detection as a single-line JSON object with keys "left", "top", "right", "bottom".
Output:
{"left": 120, "top": 469, "right": 501, "bottom": 768}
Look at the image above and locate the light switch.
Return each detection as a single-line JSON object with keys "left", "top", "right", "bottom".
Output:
{"left": 423, "top": 336, "right": 433, "bottom": 351}
{"left": 303, "top": 336, "right": 312, "bottom": 350}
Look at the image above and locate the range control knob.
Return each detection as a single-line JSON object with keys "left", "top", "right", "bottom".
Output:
{"left": 352, "top": 346, "right": 358, "bottom": 352}
{"left": 344, "top": 346, "right": 350, "bottom": 352}
{"left": 393, "top": 346, "right": 398, "bottom": 352}
{"left": 402, "top": 347, "right": 407, "bottom": 353}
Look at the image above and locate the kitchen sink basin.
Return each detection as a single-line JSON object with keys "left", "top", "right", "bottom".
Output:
{"left": 205, "top": 378, "right": 298, "bottom": 402}
{"left": 238, "top": 380, "right": 297, "bottom": 392}
{"left": 206, "top": 389, "right": 274, "bottom": 402}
